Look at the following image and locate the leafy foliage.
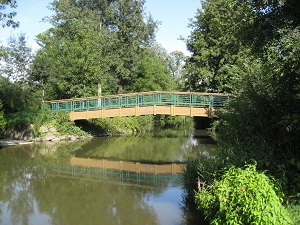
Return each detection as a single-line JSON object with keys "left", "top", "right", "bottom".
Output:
{"left": 240, "top": 0, "right": 300, "bottom": 53}
{"left": 286, "top": 203, "right": 300, "bottom": 225}
{"left": 167, "top": 50, "right": 187, "bottom": 90}
{"left": 155, "top": 115, "right": 194, "bottom": 130}
{"left": 183, "top": 0, "right": 300, "bottom": 193}
{"left": 212, "top": 26, "right": 300, "bottom": 195}
{"left": 182, "top": 155, "right": 221, "bottom": 198}
{"left": 31, "top": 0, "right": 159, "bottom": 99}
{"left": 195, "top": 164, "right": 292, "bottom": 224}
{"left": 0, "top": 101, "right": 6, "bottom": 134}
{"left": 0, "top": 75, "right": 39, "bottom": 114}
{"left": 183, "top": 0, "right": 300, "bottom": 221}
{"left": 49, "top": 112, "right": 88, "bottom": 137}
{"left": 31, "top": 1, "right": 111, "bottom": 99}
{"left": 132, "top": 45, "right": 175, "bottom": 92}
{"left": 5, "top": 110, "right": 37, "bottom": 130}
{"left": 0, "top": 0, "right": 19, "bottom": 28}
{"left": 185, "top": 0, "right": 254, "bottom": 92}
{"left": 0, "top": 34, "right": 38, "bottom": 115}
{"left": 88, "top": 115, "right": 154, "bottom": 136}
{"left": 1, "top": 33, "right": 33, "bottom": 83}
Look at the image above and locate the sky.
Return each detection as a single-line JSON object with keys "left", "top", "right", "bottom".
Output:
{"left": 0, "top": 0, "right": 200, "bottom": 55}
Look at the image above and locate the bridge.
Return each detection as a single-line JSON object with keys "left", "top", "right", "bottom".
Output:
{"left": 42, "top": 91, "right": 228, "bottom": 121}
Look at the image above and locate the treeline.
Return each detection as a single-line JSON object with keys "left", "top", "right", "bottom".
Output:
{"left": 183, "top": 0, "right": 300, "bottom": 224}
{"left": 1, "top": 0, "right": 299, "bottom": 186}
{"left": 0, "top": 0, "right": 186, "bottom": 134}
{"left": 1, "top": 0, "right": 300, "bottom": 222}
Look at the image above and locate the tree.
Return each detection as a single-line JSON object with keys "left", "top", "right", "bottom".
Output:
{"left": 183, "top": 0, "right": 300, "bottom": 202}
{"left": 185, "top": 0, "right": 254, "bottom": 93}
{"left": 210, "top": 0, "right": 300, "bottom": 194}
{"left": 132, "top": 44, "right": 175, "bottom": 92}
{"left": 167, "top": 51, "right": 186, "bottom": 90}
{"left": 0, "top": 75, "right": 38, "bottom": 114}
{"left": 31, "top": 0, "right": 113, "bottom": 99}
{"left": 0, "top": 34, "right": 38, "bottom": 113}
{"left": 31, "top": 0, "right": 158, "bottom": 100}
{"left": 104, "top": 0, "right": 157, "bottom": 93}
{"left": 240, "top": 0, "right": 300, "bottom": 53}
{"left": 1, "top": 33, "right": 33, "bottom": 83}
{"left": 0, "top": 0, "right": 19, "bottom": 28}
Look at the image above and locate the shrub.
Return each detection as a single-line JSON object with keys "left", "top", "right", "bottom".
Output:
{"left": 87, "top": 116, "right": 154, "bottom": 136}
{"left": 5, "top": 110, "right": 38, "bottom": 130}
{"left": 51, "top": 112, "right": 88, "bottom": 137}
{"left": 183, "top": 155, "right": 222, "bottom": 198}
{"left": 0, "top": 101, "right": 6, "bottom": 134}
{"left": 154, "top": 115, "right": 194, "bottom": 129}
{"left": 195, "top": 164, "right": 292, "bottom": 225}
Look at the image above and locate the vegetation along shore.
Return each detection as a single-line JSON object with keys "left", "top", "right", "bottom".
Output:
{"left": 1, "top": 0, "right": 299, "bottom": 224}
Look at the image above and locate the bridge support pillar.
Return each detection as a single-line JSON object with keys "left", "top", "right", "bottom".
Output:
{"left": 135, "top": 106, "right": 139, "bottom": 116}
{"left": 153, "top": 105, "right": 156, "bottom": 115}
{"left": 171, "top": 105, "right": 175, "bottom": 116}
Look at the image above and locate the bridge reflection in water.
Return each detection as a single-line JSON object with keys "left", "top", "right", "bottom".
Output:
{"left": 49, "top": 157, "right": 184, "bottom": 187}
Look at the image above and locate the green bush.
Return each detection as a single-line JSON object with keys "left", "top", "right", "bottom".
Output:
{"left": 0, "top": 101, "right": 6, "bottom": 134}
{"left": 195, "top": 164, "right": 292, "bottom": 225}
{"left": 32, "top": 110, "right": 89, "bottom": 138}
{"left": 183, "top": 155, "right": 223, "bottom": 198}
{"left": 286, "top": 202, "right": 300, "bottom": 225}
{"left": 88, "top": 115, "right": 154, "bottom": 136}
{"left": 154, "top": 115, "right": 194, "bottom": 129}
{"left": 5, "top": 110, "right": 38, "bottom": 130}
{"left": 51, "top": 112, "right": 88, "bottom": 137}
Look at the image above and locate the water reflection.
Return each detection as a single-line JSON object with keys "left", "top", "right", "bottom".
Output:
{"left": 0, "top": 130, "right": 211, "bottom": 225}
{"left": 49, "top": 162, "right": 182, "bottom": 187}
{"left": 75, "top": 130, "right": 215, "bottom": 163}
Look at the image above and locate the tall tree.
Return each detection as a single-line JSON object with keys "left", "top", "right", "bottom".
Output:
{"left": 167, "top": 51, "right": 186, "bottom": 90}
{"left": 185, "top": 0, "right": 254, "bottom": 93}
{"left": 0, "top": 34, "right": 37, "bottom": 113}
{"left": 31, "top": 0, "right": 114, "bottom": 99}
{"left": 31, "top": 0, "right": 157, "bottom": 100}
{"left": 106, "top": 0, "right": 157, "bottom": 93}
{"left": 209, "top": 0, "right": 300, "bottom": 194}
{"left": 1, "top": 33, "right": 33, "bottom": 83}
{"left": 132, "top": 44, "right": 175, "bottom": 92}
{"left": 241, "top": 0, "right": 300, "bottom": 53}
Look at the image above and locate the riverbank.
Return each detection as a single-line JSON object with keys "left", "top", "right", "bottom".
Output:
{"left": 0, "top": 139, "right": 33, "bottom": 147}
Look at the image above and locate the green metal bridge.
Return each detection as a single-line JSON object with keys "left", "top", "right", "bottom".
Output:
{"left": 42, "top": 91, "right": 228, "bottom": 120}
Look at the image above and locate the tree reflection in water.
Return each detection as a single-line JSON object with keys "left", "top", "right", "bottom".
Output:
{"left": 0, "top": 131, "right": 212, "bottom": 224}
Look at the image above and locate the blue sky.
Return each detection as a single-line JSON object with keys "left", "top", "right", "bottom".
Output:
{"left": 0, "top": 0, "right": 200, "bottom": 55}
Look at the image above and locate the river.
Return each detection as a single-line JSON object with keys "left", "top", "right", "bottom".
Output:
{"left": 0, "top": 129, "right": 213, "bottom": 225}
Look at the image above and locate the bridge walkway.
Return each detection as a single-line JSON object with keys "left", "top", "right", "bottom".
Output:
{"left": 42, "top": 91, "right": 228, "bottom": 120}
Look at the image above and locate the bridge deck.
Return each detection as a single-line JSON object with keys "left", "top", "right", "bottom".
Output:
{"left": 42, "top": 91, "right": 228, "bottom": 120}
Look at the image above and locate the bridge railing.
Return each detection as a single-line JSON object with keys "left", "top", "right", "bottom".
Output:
{"left": 42, "top": 91, "right": 228, "bottom": 113}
